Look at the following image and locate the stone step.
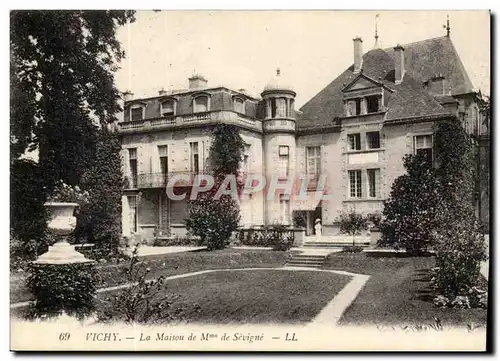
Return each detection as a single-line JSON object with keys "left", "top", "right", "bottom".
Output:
{"left": 288, "top": 258, "right": 325, "bottom": 263}
{"left": 303, "top": 242, "right": 369, "bottom": 248}
{"left": 286, "top": 262, "right": 323, "bottom": 268}
{"left": 292, "top": 254, "right": 326, "bottom": 260}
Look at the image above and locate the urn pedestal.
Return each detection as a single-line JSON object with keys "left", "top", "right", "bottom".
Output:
{"left": 30, "top": 202, "right": 97, "bottom": 319}
{"left": 34, "top": 202, "right": 94, "bottom": 265}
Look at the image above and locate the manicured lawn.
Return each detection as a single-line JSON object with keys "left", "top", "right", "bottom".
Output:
{"left": 10, "top": 249, "right": 294, "bottom": 304}
{"left": 99, "top": 269, "right": 351, "bottom": 324}
{"left": 322, "top": 253, "right": 488, "bottom": 327}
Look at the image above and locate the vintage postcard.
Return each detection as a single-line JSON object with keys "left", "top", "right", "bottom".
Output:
{"left": 10, "top": 9, "right": 490, "bottom": 352}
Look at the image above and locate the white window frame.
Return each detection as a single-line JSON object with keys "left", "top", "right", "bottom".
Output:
{"left": 347, "top": 133, "right": 361, "bottom": 151}
{"left": 279, "top": 194, "right": 290, "bottom": 225}
{"left": 366, "top": 168, "right": 380, "bottom": 198}
{"left": 192, "top": 95, "right": 211, "bottom": 113}
{"left": 413, "top": 134, "right": 433, "bottom": 157}
{"left": 190, "top": 141, "right": 200, "bottom": 173}
{"left": 306, "top": 146, "right": 321, "bottom": 181}
{"left": 348, "top": 169, "right": 362, "bottom": 198}
{"left": 278, "top": 145, "right": 289, "bottom": 178}
{"left": 157, "top": 144, "right": 169, "bottom": 175}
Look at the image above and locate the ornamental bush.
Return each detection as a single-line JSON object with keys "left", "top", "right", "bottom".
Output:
{"left": 378, "top": 152, "right": 441, "bottom": 254}
{"left": 185, "top": 185, "right": 241, "bottom": 251}
{"left": 26, "top": 262, "right": 97, "bottom": 320}
{"left": 336, "top": 208, "right": 369, "bottom": 247}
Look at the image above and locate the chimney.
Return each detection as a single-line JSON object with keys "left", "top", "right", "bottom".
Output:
{"left": 158, "top": 88, "right": 168, "bottom": 96}
{"left": 188, "top": 74, "right": 208, "bottom": 90}
{"left": 393, "top": 44, "right": 405, "bottom": 84}
{"left": 353, "top": 37, "right": 363, "bottom": 74}
{"left": 122, "top": 90, "right": 134, "bottom": 102}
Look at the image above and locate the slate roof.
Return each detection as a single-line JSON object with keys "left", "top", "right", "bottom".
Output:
{"left": 298, "top": 36, "right": 472, "bottom": 130}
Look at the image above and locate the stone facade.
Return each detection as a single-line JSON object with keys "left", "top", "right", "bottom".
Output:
{"left": 118, "top": 36, "right": 489, "bottom": 243}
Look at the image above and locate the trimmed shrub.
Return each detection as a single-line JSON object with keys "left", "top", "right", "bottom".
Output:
{"left": 239, "top": 225, "right": 294, "bottom": 251}
{"left": 342, "top": 245, "right": 364, "bottom": 253}
{"left": 152, "top": 237, "right": 199, "bottom": 247}
{"left": 26, "top": 262, "right": 97, "bottom": 320}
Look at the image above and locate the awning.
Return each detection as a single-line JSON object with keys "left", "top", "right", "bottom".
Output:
{"left": 292, "top": 195, "right": 321, "bottom": 211}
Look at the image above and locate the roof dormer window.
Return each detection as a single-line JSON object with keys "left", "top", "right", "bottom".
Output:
{"left": 233, "top": 97, "right": 245, "bottom": 114}
{"left": 160, "top": 99, "right": 176, "bottom": 116}
{"left": 193, "top": 94, "right": 210, "bottom": 113}
{"left": 130, "top": 104, "right": 145, "bottom": 121}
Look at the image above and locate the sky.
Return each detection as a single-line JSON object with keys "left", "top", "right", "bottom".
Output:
{"left": 115, "top": 10, "right": 490, "bottom": 108}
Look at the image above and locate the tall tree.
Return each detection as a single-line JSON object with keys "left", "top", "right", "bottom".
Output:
{"left": 10, "top": 10, "right": 135, "bottom": 250}
{"left": 10, "top": 10, "right": 135, "bottom": 186}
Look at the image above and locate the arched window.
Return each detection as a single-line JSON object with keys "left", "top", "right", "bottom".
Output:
{"left": 193, "top": 95, "right": 210, "bottom": 113}
{"left": 160, "top": 99, "right": 175, "bottom": 116}
{"left": 233, "top": 97, "right": 245, "bottom": 114}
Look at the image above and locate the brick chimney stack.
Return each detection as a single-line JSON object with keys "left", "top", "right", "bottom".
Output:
{"left": 353, "top": 37, "right": 363, "bottom": 74}
{"left": 188, "top": 74, "right": 208, "bottom": 90}
{"left": 393, "top": 44, "right": 405, "bottom": 84}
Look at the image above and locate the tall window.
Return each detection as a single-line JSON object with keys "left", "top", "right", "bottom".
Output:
{"left": 348, "top": 133, "right": 361, "bottom": 151}
{"left": 278, "top": 145, "right": 289, "bottom": 178}
{"left": 280, "top": 195, "right": 290, "bottom": 225}
{"left": 130, "top": 106, "right": 144, "bottom": 121}
{"left": 355, "top": 99, "right": 362, "bottom": 115}
{"left": 161, "top": 100, "right": 175, "bottom": 116}
{"left": 158, "top": 145, "right": 168, "bottom": 180}
{"left": 366, "top": 95, "right": 380, "bottom": 113}
{"left": 349, "top": 170, "right": 362, "bottom": 198}
{"left": 128, "top": 148, "right": 138, "bottom": 188}
{"left": 233, "top": 97, "right": 245, "bottom": 114}
{"left": 127, "top": 195, "right": 137, "bottom": 233}
{"left": 367, "top": 168, "right": 380, "bottom": 198}
{"left": 270, "top": 98, "right": 277, "bottom": 118}
{"left": 414, "top": 135, "right": 433, "bottom": 164}
{"left": 190, "top": 142, "right": 200, "bottom": 174}
{"left": 306, "top": 146, "right": 321, "bottom": 181}
{"left": 193, "top": 96, "right": 209, "bottom": 113}
{"left": 366, "top": 131, "right": 381, "bottom": 149}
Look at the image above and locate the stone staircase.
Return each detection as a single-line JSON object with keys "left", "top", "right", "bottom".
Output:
{"left": 301, "top": 236, "right": 371, "bottom": 249}
{"left": 286, "top": 253, "right": 328, "bottom": 268}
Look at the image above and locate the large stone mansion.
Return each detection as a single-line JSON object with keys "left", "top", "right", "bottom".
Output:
{"left": 117, "top": 31, "right": 489, "bottom": 242}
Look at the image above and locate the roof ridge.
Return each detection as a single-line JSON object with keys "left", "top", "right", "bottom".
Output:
{"left": 383, "top": 35, "right": 449, "bottom": 51}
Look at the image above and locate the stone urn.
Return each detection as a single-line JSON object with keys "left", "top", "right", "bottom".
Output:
{"left": 34, "top": 202, "right": 94, "bottom": 265}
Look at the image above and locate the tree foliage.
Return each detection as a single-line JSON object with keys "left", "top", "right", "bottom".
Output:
{"left": 10, "top": 10, "right": 134, "bottom": 256}
{"left": 10, "top": 10, "right": 135, "bottom": 185}
{"left": 337, "top": 208, "right": 369, "bottom": 247}
{"left": 432, "top": 118, "right": 487, "bottom": 303}
{"left": 379, "top": 152, "right": 441, "bottom": 253}
{"left": 186, "top": 124, "right": 245, "bottom": 250}
{"left": 208, "top": 124, "right": 246, "bottom": 178}
{"left": 75, "top": 130, "right": 123, "bottom": 257}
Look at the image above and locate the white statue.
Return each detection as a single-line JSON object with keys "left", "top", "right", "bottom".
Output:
{"left": 314, "top": 218, "right": 322, "bottom": 240}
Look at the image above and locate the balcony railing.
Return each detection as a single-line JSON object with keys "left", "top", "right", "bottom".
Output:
{"left": 117, "top": 110, "right": 260, "bottom": 133}
{"left": 123, "top": 171, "right": 204, "bottom": 189}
